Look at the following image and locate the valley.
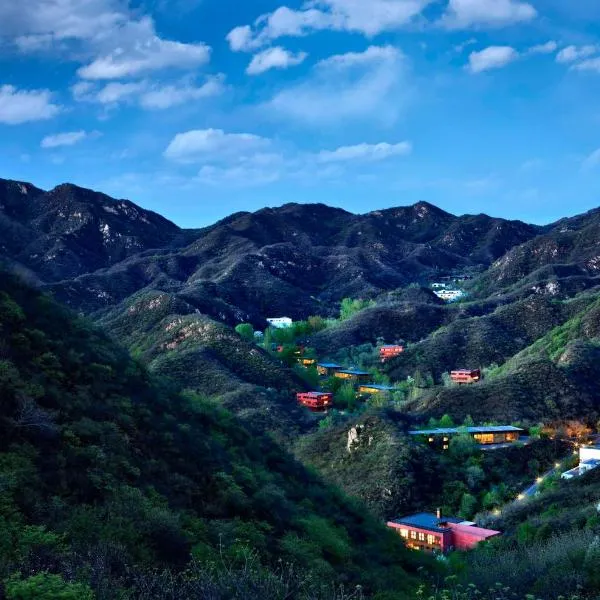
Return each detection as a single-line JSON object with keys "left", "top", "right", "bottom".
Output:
{"left": 2, "top": 177, "right": 600, "bottom": 598}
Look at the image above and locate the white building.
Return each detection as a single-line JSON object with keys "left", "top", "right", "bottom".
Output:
{"left": 431, "top": 283, "right": 447, "bottom": 289}
{"left": 561, "top": 445, "right": 600, "bottom": 480}
{"left": 433, "top": 289, "right": 465, "bottom": 302}
{"left": 266, "top": 317, "right": 293, "bottom": 329}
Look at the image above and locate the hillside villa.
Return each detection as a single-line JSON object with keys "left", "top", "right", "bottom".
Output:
{"left": 561, "top": 445, "right": 600, "bottom": 480}
{"left": 410, "top": 426, "right": 524, "bottom": 450}
{"left": 434, "top": 289, "right": 465, "bottom": 302}
{"left": 267, "top": 317, "right": 293, "bottom": 328}
{"left": 450, "top": 369, "right": 481, "bottom": 384}
{"left": 296, "top": 392, "right": 333, "bottom": 411}
{"left": 387, "top": 509, "right": 501, "bottom": 553}
{"left": 317, "top": 362, "right": 344, "bottom": 376}
{"left": 358, "top": 384, "right": 399, "bottom": 395}
{"left": 379, "top": 345, "right": 404, "bottom": 362}
{"left": 298, "top": 357, "right": 316, "bottom": 367}
{"left": 334, "top": 369, "right": 372, "bottom": 384}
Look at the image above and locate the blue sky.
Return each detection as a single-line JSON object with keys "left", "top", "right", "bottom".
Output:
{"left": 2, "top": 0, "right": 600, "bottom": 228}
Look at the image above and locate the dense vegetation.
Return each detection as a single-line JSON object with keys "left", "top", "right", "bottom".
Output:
{"left": 0, "top": 273, "right": 431, "bottom": 598}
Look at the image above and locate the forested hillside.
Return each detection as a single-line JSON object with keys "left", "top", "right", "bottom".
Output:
{"left": 0, "top": 273, "right": 428, "bottom": 599}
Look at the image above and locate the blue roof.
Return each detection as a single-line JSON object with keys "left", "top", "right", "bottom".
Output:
{"left": 360, "top": 384, "right": 397, "bottom": 391}
{"left": 410, "top": 426, "right": 524, "bottom": 436}
{"left": 389, "top": 512, "right": 462, "bottom": 532}
{"left": 337, "top": 369, "right": 371, "bottom": 376}
{"left": 317, "top": 363, "right": 343, "bottom": 368}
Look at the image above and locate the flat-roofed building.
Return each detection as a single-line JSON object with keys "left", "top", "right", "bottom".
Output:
{"left": 333, "top": 369, "right": 372, "bottom": 384}
{"left": 561, "top": 446, "right": 600, "bottom": 479}
{"left": 317, "top": 362, "right": 344, "bottom": 377}
{"left": 387, "top": 510, "right": 501, "bottom": 553}
{"left": 410, "top": 426, "right": 524, "bottom": 450}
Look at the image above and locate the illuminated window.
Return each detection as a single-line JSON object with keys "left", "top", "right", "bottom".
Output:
{"left": 443, "top": 437, "right": 449, "bottom": 442}
{"left": 400, "top": 529, "right": 409, "bottom": 538}
{"left": 418, "top": 532, "right": 425, "bottom": 541}
{"left": 410, "top": 531, "right": 417, "bottom": 539}
{"left": 443, "top": 444, "right": 449, "bottom": 450}
{"left": 428, "top": 437, "right": 434, "bottom": 442}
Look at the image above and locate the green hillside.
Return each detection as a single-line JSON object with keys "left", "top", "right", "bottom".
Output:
{"left": 0, "top": 273, "right": 430, "bottom": 599}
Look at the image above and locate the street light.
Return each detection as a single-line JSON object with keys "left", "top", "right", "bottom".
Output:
{"left": 517, "top": 494, "right": 525, "bottom": 500}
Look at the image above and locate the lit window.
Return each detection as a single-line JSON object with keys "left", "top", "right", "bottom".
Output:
{"left": 410, "top": 531, "right": 417, "bottom": 539}
{"left": 400, "top": 529, "right": 408, "bottom": 538}
{"left": 443, "top": 445, "right": 449, "bottom": 450}
{"left": 428, "top": 437, "right": 434, "bottom": 442}
{"left": 418, "top": 532, "right": 425, "bottom": 541}
{"left": 443, "top": 437, "right": 449, "bottom": 442}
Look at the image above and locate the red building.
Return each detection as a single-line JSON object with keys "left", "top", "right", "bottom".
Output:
{"left": 296, "top": 392, "right": 333, "bottom": 411}
{"left": 387, "top": 511, "right": 500, "bottom": 553}
{"left": 450, "top": 369, "right": 481, "bottom": 384}
{"left": 380, "top": 345, "right": 404, "bottom": 362}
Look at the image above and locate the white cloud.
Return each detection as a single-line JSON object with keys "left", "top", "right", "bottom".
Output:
{"left": 96, "top": 81, "right": 147, "bottom": 104}
{"left": 139, "top": 78, "right": 224, "bottom": 109}
{"left": 582, "top": 148, "right": 600, "bottom": 171}
{"left": 442, "top": 0, "right": 536, "bottom": 29}
{"left": 2, "top": 2, "right": 212, "bottom": 85}
{"left": 41, "top": 130, "right": 88, "bottom": 148}
{"left": 198, "top": 164, "right": 281, "bottom": 187}
{"left": 247, "top": 47, "right": 308, "bottom": 75}
{"left": 528, "top": 41, "right": 558, "bottom": 55}
{"left": 227, "top": 0, "right": 433, "bottom": 52}
{"left": 556, "top": 44, "right": 598, "bottom": 64}
{"left": 77, "top": 17, "right": 210, "bottom": 80}
{"left": 0, "top": 84, "right": 61, "bottom": 125}
{"left": 318, "top": 141, "right": 412, "bottom": 162}
{"left": 573, "top": 57, "right": 600, "bottom": 73}
{"left": 73, "top": 76, "right": 224, "bottom": 109}
{"left": 164, "top": 129, "right": 272, "bottom": 163}
{"left": 266, "top": 45, "right": 409, "bottom": 125}
{"left": 468, "top": 46, "right": 518, "bottom": 73}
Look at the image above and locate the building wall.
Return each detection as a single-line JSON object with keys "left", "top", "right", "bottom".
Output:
{"left": 580, "top": 447, "right": 600, "bottom": 462}
{"left": 387, "top": 522, "right": 451, "bottom": 552}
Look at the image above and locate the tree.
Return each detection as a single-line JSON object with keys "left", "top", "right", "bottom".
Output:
{"left": 458, "top": 493, "right": 477, "bottom": 520}
{"left": 439, "top": 414, "right": 455, "bottom": 428}
{"left": 235, "top": 323, "right": 254, "bottom": 342}
{"left": 335, "top": 383, "right": 357, "bottom": 411}
{"left": 4, "top": 572, "right": 94, "bottom": 600}
{"left": 448, "top": 433, "right": 479, "bottom": 461}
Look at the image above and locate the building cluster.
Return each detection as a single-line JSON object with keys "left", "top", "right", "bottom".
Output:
{"left": 561, "top": 445, "right": 600, "bottom": 480}
{"left": 387, "top": 509, "right": 500, "bottom": 553}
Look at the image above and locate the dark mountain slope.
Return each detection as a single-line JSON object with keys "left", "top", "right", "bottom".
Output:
{"left": 0, "top": 178, "right": 541, "bottom": 322}
{"left": 96, "top": 289, "right": 310, "bottom": 438}
{"left": 0, "top": 178, "right": 183, "bottom": 282}
{"left": 408, "top": 298, "right": 600, "bottom": 424}
{"left": 472, "top": 207, "right": 600, "bottom": 297}
{"left": 384, "top": 294, "right": 595, "bottom": 381}
{"left": 0, "top": 272, "right": 427, "bottom": 597}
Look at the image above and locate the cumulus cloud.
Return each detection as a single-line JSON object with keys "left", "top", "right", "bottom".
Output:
{"left": 318, "top": 141, "right": 412, "bottom": 162}
{"left": 2, "top": 1, "right": 212, "bottom": 87}
{"left": 139, "top": 77, "right": 225, "bottom": 109}
{"left": 556, "top": 44, "right": 598, "bottom": 64}
{"left": 468, "top": 46, "right": 518, "bottom": 73}
{"left": 442, "top": 0, "right": 536, "bottom": 29}
{"left": 573, "top": 57, "right": 600, "bottom": 73}
{"left": 227, "top": 0, "right": 433, "bottom": 52}
{"left": 75, "top": 17, "right": 210, "bottom": 80}
{"left": 266, "top": 45, "right": 409, "bottom": 125}
{"left": 0, "top": 84, "right": 61, "bottom": 124}
{"left": 247, "top": 47, "right": 308, "bottom": 75}
{"left": 528, "top": 41, "right": 558, "bottom": 55}
{"left": 73, "top": 76, "right": 224, "bottom": 109}
{"left": 164, "top": 129, "right": 272, "bottom": 163}
{"left": 40, "top": 130, "right": 89, "bottom": 148}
